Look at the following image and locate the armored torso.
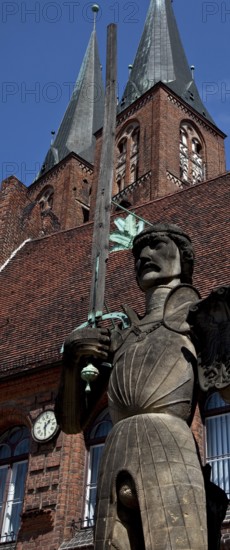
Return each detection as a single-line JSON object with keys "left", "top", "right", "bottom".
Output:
{"left": 108, "top": 323, "right": 196, "bottom": 424}
{"left": 108, "top": 285, "right": 199, "bottom": 425}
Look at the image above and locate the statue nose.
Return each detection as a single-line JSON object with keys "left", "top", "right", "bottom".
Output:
{"left": 140, "top": 246, "right": 153, "bottom": 259}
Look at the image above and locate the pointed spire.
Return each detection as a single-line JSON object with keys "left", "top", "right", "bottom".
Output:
{"left": 39, "top": 21, "right": 104, "bottom": 176}
{"left": 119, "top": 0, "right": 214, "bottom": 124}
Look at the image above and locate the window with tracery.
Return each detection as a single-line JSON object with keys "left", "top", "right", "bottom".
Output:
{"left": 0, "top": 426, "right": 30, "bottom": 543}
{"left": 179, "top": 122, "right": 204, "bottom": 185}
{"left": 205, "top": 393, "right": 230, "bottom": 497}
{"left": 115, "top": 122, "right": 140, "bottom": 193}
{"left": 84, "top": 410, "right": 112, "bottom": 526}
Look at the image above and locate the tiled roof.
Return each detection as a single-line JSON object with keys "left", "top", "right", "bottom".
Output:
{"left": 0, "top": 174, "right": 229, "bottom": 377}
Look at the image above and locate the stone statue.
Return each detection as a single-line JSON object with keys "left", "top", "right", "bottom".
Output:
{"left": 56, "top": 223, "right": 230, "bottom": 550}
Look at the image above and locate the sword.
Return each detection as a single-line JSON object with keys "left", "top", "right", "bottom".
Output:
{"left": 88, "top": 23, "right": 117, "bottom": 326}
{"left": 80, "top": 24, "right": 118, "bottom": 393}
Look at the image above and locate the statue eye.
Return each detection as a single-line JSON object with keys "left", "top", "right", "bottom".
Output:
{"left": 151, "top": 240, "right": 164, "bottom": 250}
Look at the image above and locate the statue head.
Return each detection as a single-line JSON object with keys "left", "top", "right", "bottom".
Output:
{"left": 132, "top": 223, "right": 194, "bottom": 291}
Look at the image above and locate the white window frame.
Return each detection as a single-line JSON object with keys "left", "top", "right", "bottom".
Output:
{"left": 205, "top": 394, "right": 230, "bottom": 498}
{"left": 84, "top": 443, "right": 105, "bottom": 526}
{"left": 0, "top": 427, "right": 29, "bottom": 543}
{"left": 1, "top": 460, "right": 28, "bottom": 542}
{"left": 83, "top": 410, "right": 112, "bottom": 527}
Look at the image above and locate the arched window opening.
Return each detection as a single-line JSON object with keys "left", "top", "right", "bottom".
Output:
{"left": 0, "top": 426, "right": 30, "bottom": 543}
{"left": 131, "top": 127, "right": 140, "bottom": 157}
{"left": 117, "top": 175, "right": 122, "bottom": 194}
{"left": 117, "top": 138, "right": 127, "bottom": 169}
{"left": 181, "top": 129, "right": 188, "bottom": 147}
{"left": 81, "top": 179, "right": 92, "bottom": 205}
{"left": 82, "top": 207, "right": 89, "bottom": 224}
{"left": 115, "top": 121, "right": 140, "bottom": 192}
{"left": 37, "top": 185, "right": 54, "bottom": 213}
{"left": 205, "top": 393, "right": 230, "bottom": 497}
{"left": 179, "top": 123, "right": 204, "bottom": 185}
{"left": 116, "top": 171, "right": 125, "bottom": 194}
{"left": 84, "top": 410, "right": 112, "bottom": 527}
{"left": 179, "top": 128, "right": 189, "bottom": 181}
{"left": 192, "top": 138, "right": 202, "bottom": 155}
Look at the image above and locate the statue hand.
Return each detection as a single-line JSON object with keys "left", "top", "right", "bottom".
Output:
{"left": 64, "top": 327, "right": 111, "bottom": 364}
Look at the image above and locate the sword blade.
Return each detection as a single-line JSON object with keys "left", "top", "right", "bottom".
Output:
{"left": 88, "top": 24, "right": 117, "bottom": 325}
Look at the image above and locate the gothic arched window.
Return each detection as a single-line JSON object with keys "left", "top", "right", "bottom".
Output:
{"left": 179, "top": 122, "right": 204, "bottom": 185}
{"left": 115, "top": 121, "right": 140, "bottom": 193}
{"left": 0, "top": 426, "right": 30, "bottom": 543}
{"left": 205, "top": 393, "right": 230, "bottom": 497}
{"left": 84, "top": 410, "right": 112, "bottom": 526}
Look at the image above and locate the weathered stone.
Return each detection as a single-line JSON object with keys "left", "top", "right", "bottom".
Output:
{"left": 58, "top": 223, "right": 230, "bottom": 550}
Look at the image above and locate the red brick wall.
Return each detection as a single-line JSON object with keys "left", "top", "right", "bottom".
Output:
{"left": 28, "top": 156, "right": 93, "bottom": 231}
{"left": 0, "top": 366, "right": 86, "bottom": 550}
{"left": 90, "top": 84, "right": 226, "bottom": 216}
{"left": 0, "top": 156, "right": 94, "bottom": 265}
{"left": 0, "top": 176, "right": 28, "bottom": 266}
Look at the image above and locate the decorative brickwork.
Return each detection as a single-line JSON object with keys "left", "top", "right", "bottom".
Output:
{"left": 0, "top": 154, "right": 93, "bottom": 266}
{"left": 90, "top": 84, "right": 226, "bottom": 217}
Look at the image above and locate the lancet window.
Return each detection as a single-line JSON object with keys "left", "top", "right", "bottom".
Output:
{"left": 179, "top": 122, "right": 204, "bottom": 185}
{"left": 115, "top": 122, "right": 140, "bottom": 193}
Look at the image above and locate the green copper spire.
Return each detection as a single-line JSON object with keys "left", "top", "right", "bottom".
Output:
{"left": 119, "top": 0, "right": 214, "bottom": 124}
{"left": 39, "top": 28, "right": 104, "bottom": 176}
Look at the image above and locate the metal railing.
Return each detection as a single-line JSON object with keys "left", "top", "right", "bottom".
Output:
{"left": 0, "top": 531, "right": 16, "bottom": 543}
{"left": 71, "top": 517, "right": 94, "bottom": 532}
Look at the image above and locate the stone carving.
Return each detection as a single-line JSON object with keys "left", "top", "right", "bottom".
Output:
{"left": 188, "top": 287, "right": 230, "bottom": 397}
{"left": 56, "top": 223, "right": 230, "bottom": 550}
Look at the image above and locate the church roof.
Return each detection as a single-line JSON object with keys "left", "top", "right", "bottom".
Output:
{"left": 119, "top": 0, "right": 214, "bottom": 124}
{"left": 39, "top": 30, "right": 104, "bottom": 176}
{"left": 0, "top": 174, "right": 229, "bottom": 378}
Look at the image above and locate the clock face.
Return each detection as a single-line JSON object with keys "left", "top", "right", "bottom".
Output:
{"left": 32, "top": 410, "right": 59, "bottom": 442}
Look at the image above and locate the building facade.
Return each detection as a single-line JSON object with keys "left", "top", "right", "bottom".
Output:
{"left": 0, "top": 1, "right": 230, "bottom": 548}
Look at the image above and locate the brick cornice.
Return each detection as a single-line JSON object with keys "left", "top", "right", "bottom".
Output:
{"left": 167, "top": 93, "right": 222, "bottom": 137}
{"left": 28, "top": 154, "right": 93, "bottom": 196}
{"left": 113, "top": 171, "right": 152, "bottom": 202}
{"left": 166, "top": 171, "right": 183, "bottom": 189}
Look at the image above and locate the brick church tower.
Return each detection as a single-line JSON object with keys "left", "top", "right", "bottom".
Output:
{"left": 91, "top": 0, "right": 226, "bottom": 212}
{"left": 0, "top": 1, "right": 230, "bottom": 549}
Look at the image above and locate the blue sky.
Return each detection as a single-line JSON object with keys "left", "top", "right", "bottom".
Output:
{"left": 1, "top": 0, "right": 230, "bottom": 185}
